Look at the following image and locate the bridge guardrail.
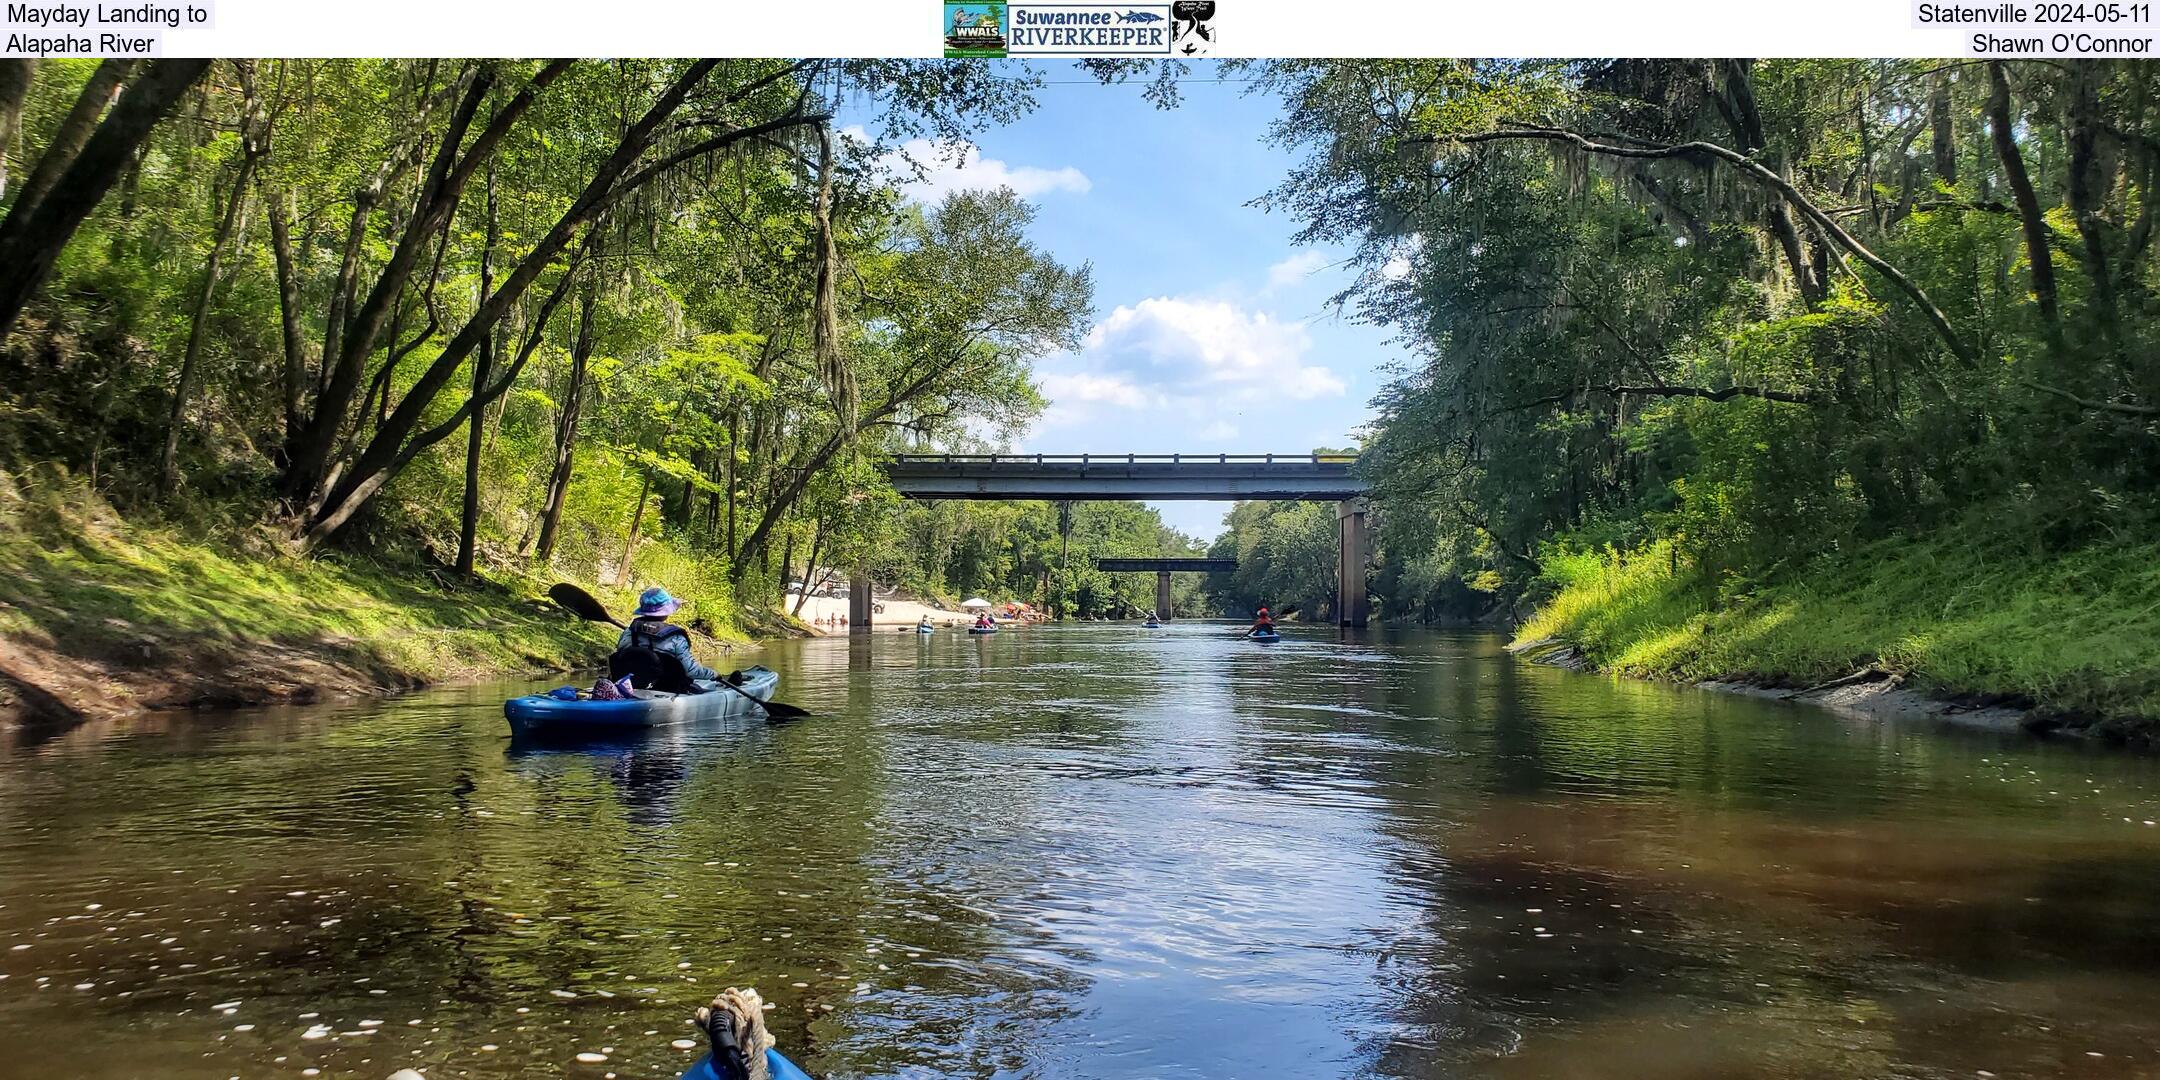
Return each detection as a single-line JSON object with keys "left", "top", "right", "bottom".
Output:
{"left": 888, "top": 453, "right": 1359, "bottom": 465}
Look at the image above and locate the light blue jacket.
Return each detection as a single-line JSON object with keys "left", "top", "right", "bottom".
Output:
{"left": 616, "top": 619, "right": 720, "bottom": 683}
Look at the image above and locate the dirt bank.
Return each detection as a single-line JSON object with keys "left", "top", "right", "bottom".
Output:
{"left": 1511, "top": 638, "right": 2068, "bottom": 741}
{"left": 0, "top": 474, "right": 704, "bottom": 730}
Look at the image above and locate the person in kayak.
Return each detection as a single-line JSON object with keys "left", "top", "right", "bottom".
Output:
{"left": 610, "top": 587, "right": 721, "bottom": 693}
{"left": 1250, "top": 605, "right": 1275, "bottom": 636}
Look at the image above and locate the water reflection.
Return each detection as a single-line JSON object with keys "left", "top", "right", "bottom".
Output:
{"left": 3, "top": 624, "right": 2160, "bottom": 1078}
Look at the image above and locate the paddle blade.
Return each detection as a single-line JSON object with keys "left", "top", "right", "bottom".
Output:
{"left": 549, "top": 583, "right": 623, "bottom": 627}
{"left": 758, "top": 698, "right": 813, "bottom": 722}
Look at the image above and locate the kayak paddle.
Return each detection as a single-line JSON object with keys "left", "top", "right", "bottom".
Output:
{"left": 1233, "top": 603, "right": 1299, "bottom": 638}
{"left": 548, "top": 583, "right": 810, "bottom": 721}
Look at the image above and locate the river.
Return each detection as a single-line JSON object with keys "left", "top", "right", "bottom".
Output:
{"left": 3, "top": 624, "right": 2159, "bottom": 1079}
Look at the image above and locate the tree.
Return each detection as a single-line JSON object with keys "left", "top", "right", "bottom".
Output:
{"left": 730, "top": 187, "right": 1092, "bottom": 578}
{"left": 1243, "top": 59, "right": 2160, "bottom": 618}
{"left": 0, "top": 60, "right": 210, "bottom": 339}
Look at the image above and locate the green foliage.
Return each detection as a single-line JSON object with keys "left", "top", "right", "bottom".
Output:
{"left": 1242, "top": 57, "right": 2160, "bottom": 683}
{"left": 872, "top": 498, "right": 1206, "bottom": 619}
{"left": 1206, "top": 501, "right": 1338, "bottom": 619}
{"left": 1516, "top": 522, "right": 2160, "bottom": 727}
{"left": 0, "top": 58, "right": 1095, "bottom": 647}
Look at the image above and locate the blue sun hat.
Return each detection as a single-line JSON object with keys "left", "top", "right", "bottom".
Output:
{"left": 634, "top": 586, "right": 681, "bottom": 618}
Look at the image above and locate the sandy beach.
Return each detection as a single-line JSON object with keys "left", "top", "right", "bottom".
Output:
{"left": 786, "top": 590, "right": 994, "bottom": 633}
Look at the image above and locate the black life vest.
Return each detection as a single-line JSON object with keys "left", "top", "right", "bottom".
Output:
{"left": 609, "top": 617, "right": 701, "bottom": 693}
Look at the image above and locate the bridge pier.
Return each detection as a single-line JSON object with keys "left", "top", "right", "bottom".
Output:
{"left": 849, "top": 571, "right": 873, "bottom": 633}
{"left": 1338, "top": 500, "right": 1370, "bottom": 627}
{"left": 1156, "top": 571, "right": 1172, "bottom": 621}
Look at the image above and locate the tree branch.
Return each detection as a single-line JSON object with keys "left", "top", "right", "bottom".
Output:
{"left": 1497, "top": 383, "right": 1820, "bottom": 413}
{"left": 2019, "top": 379, "right": 2158, "bottom": 417}
{"left": 1452, "top": 124, "right": 1978, "bottom": 366}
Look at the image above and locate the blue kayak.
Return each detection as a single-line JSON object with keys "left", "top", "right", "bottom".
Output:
{"left": 967, "top": 626, "right": 998, "bottom": 635}
{"left": 1249, "top": 630, "right": 1282, "bottom": 643}
{"left": 682, "top": 1048, "right": 813, "bottom": 1080}
{"left": 504, "top": 667, "right": 779, "bottom": 736}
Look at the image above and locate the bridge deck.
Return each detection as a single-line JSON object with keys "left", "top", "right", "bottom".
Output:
{"left": 885, "top": 453, "right": 1365, "bottom": 501}
{"left": 1095, "top": 557, "right": 1237, "bottom": 573}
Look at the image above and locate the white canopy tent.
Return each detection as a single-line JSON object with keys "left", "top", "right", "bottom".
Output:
{"left": 960, "top": 597, "right": 993, "bottom": 609}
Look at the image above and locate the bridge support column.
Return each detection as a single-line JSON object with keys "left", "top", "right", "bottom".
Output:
{"left": 1338, "top": 500, "right": 1370, "bottom": 627}
{"left": 849, "top": 572, "right": 872, "bottom": 633}
{"left": 1156, "top": 570, "right": 1173, "bottom": 621}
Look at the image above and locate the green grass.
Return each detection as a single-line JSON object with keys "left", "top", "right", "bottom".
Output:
{"left": 1515, "top": 526, "right": 2160, "bottom": 732}
{"left": 0, "top": 471, "right": 746, "bottom": 704}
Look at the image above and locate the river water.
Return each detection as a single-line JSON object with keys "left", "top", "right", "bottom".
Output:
{"left": 4, "top": 625, "right": 2160, "bottom": 1079}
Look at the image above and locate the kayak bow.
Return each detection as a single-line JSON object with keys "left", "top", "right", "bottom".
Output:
{"left": 680, "top": 1048, "right": 815, "bottom": 1080}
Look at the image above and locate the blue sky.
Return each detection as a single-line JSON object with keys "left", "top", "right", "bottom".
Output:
{"left": 853, "top": 62, "right": 1400, "bottom": 540}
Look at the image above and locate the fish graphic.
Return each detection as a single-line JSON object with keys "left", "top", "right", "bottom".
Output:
{"left": 1118, "top": 10, "right": 1164, "bottom": 22}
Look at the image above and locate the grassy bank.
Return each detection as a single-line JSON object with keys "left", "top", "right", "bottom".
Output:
{"left": 1514, "top": 525, "right": 2160, "bottom": 738}
{"left": 0, "top": 471, "right": 749, "bottom": 725}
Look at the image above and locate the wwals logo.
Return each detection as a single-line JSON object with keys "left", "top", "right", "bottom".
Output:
{"left": 944, "top": 2, "right": 1010, "bottom": 56}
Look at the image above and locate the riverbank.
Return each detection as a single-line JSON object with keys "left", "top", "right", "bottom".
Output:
{"left": 0, "top": 472, "right": 750, "bottom": 728}
{"left": 1511, "top": 526, "right": 2160, "bottom": 742}
{"left": 789, "top": 592, "right": 973, "bottom": 631}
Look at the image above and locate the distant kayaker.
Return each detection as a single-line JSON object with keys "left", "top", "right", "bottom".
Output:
{"left": 610, "top": 587, "right": 720, "bottom": 692}
{"left": 1250, "top": 605, "right": 1275, "bottom": 635}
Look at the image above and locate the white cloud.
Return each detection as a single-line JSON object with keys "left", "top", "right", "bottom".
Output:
{"left": 877, "top": 137, "right": 1091, "bottom": 203}
{"left": 1039, "top": 372, "right": 1150, "bottom": 409}
{"left": 1025, "top": 296, "right": 1345, "bottom": 450}
{"left": 1082, "top": 297, "right": 1345, "bottom": 401}
{"left": 1265, "top": 251, "right": 1329, "bottom": 292}
{"left": 1379, "top": 233, "right": 1424, "bottom": 281}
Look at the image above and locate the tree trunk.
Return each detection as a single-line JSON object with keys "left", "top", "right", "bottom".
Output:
{"left": 1929, "top": 68, "right": 1957, "bottom": 185}
{"left": 281, "top": 64, "right": 509, "bottom": 508}
{"left": 266, "top": 187, "right": 311, "bottom": 450}
{"left": 1719, "top": 59, "right": 1822, "bottom": 304}
{"left": 2065, "top": 60, "right": 2121, "bottom": 353}
{"left": 297, "top": 66, "right": 827, "bottom": 550}
{"left": 156, "top": 147, "right": 256, "bottom": 491}
{"left": 1986, "top": 62, "right": 2058, "bottom": 334}
{"left": 532, "top": 289, "right": 595, "bottom": 563}
{"left": 0, "top": 60, "right": 33, "bottom": 200}
{"left": 792, "top": 526, "right": 823, "bottom": 617}
{"left": 455, "top": 174, "right": 499, "bottom": 577}
{"left": 7, "top": 59, "right": 131, "bottom": 224}
{"left": 0, "top": 59, "right": 206, "bottom": 341}
{"left": 618, "top": 471, "right": 653, "bottom": 586}
{"left": 732, "top": 430, "right": 846, "bottom": 578}
{"left": 284, "top": 61, "right": 576, "bottom": 512}
{"left": 724, "top": 411, "right": 738, "bottom": 561}
{"left": 779, "top": 531, "right": 797, "bottom": 598}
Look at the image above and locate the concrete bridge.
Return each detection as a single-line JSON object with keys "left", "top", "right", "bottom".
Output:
{"left": 1094, "top": 557, "right": 1236, "bottom": 621}
{"left": 851, "top": 453, "right": 1372, "bottom": 627}
{"left": 883, "top": 453, "right": 1365, "bottom": 501}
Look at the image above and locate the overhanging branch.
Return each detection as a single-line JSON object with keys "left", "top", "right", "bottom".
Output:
{"left": 1497, "top": 383, "right": 1820, "bottom": 413}
{"left": 1452, "top": 125, "right": 1978, "bottom": 367}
